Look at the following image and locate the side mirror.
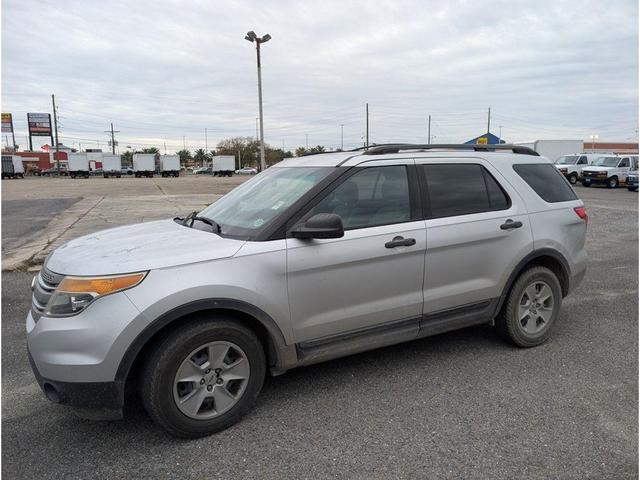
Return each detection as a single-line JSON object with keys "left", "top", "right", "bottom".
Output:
{"left": 291, "top": 213, "right": 344, "bottom": 239}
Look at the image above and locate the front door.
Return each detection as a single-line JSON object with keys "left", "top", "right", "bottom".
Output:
{"left": 286, "top": 161, "right": 426, "bottom": 343}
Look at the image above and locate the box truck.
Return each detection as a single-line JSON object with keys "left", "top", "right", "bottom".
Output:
{"left": 513, "top": 140, "right": 584, "bottom": 162}
{"left": 212, "top": 155, "right": 236, "bottom": 176}
{"left": 160, "top": 155, "right": 180, "bottom": 177}
{"left": 133, "top": 154, "right": 156, "bottom": 178}
{"left": 68, "top": 153, "right": 90, "bottom": 179}
{"left": 102, "top": 154, "right": 122, "bottom": 178}
{"left": 1, "top": 155, "right": 24, "bottom": 179}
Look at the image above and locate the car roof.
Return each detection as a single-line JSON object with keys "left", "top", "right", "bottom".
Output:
{"left": 274, "top": 148, "right": 551, "bottom": 168}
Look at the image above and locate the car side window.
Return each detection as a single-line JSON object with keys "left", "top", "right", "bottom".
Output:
{"left": 578, "top": 156, "right": 587, "bottom": 165}
{"left": 619, "top": 158, "right": 629, "bottom": 167}
{"left": 304, "top": 165, "right": 411, "bottom": 230}
{"left": 422, "top": 164, "right": 510, "bottom": 218}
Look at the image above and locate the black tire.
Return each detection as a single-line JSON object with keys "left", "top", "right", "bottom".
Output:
{"left": 628, "top": 187, "right": 637, "bottom": 192}
{"left": 581, "top": 181, "right": 591, "bottom": 187}
{"left": 495, "top": 266, "right": 562, "bottom": 347}
{"left": 606, "top": 176, "right": 618, "bottom": 189}
{"left": 140, "top": 317, "right": 266, "bottom": 438}
{"left": 568, "top": 173, "right": 577, "bottom": 185}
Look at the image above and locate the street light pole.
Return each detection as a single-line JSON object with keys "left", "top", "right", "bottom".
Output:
{"left": 340, "top": 124, "right": 344, "bottom": 151}
{"left": 245, "top": 31, "right": 271, "bottom": 171}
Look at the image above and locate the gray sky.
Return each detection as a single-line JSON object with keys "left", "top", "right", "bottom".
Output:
{"left": 2, "top": 0, "right": 638, "bottom": 153}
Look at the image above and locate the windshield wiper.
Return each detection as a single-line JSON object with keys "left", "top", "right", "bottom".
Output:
{"left": 178, "top": 211, "right": 221, "bottom": 233}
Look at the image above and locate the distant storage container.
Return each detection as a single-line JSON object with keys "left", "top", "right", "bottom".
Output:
{"left": 67, "top": 153, "right": 90, "bottom": 179}
{"left": 102, "top": 154, "right": 122, "bottom": 178}
{"left": 133, "top": 154, "right": 156, "bottom": 178}
{"left": 1, "top": 155, "right": 25, "bottom": 179}
{"left": 211, "top": 155, "right": 236, "bottom": 176}
{"left": 160, "top": 155, "right": 180, "bottom": 177}
{"left": 513, "top": 140, "right": 584, "bottom": 162}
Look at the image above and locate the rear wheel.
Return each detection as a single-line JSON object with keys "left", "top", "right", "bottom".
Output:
{"left": 628, "top": 187, "right": 637, "bottom": 192}
{"left": 140, "top": 317, "right": 266, "bottom": 438}
{"left": 581, "top": 181, "right": 591, "bottom": 187}
{"left": 607, "top": 176, "right": 618, "bottom": 188}
{"left": 496, "top": 266, "right": 562, "bottom": 347}
{"left": 568, "top": 173, "right": 578, "bottom": 185}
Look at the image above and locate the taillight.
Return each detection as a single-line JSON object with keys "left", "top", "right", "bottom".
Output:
{"left": 574, "top": 206, "right": 588, "bottom": 225}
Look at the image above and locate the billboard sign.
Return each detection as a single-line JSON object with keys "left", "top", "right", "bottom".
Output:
{"left": 27, "top": 113, "right": 52, "bottom": 136}
{"left": 2, "top": 113, "right": 13, "bottom": 133}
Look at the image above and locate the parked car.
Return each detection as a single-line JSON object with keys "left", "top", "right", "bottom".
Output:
{"left": 581, "top": 155, "right": 635, "bottom": 188}
{"left": 41, "top": 167, "right": 69, "bottom": 176}
{"left": 91, "top": 168, "right": 104, "bottom": 176}
{"left": 626, "top": 170, "right": 638, "bottom": 191}
{"left": 554, "top": 154, "right": 590, "bottom": 184}
{"left": 236, "top": 167, "right": 258, "bottom": 175}
{"left": 121, "top": 167, "right": 134, "bottom": 175}
{"left": 196, "top": 167, "right": 212, "bottom": 175}
{"left": 27, "top": 144, "right": 587, "bottom": 438}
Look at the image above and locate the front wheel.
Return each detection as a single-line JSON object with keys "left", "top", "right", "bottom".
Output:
{"left": 568, "top": 173, "right": 578, "bottom": 185}
{"left": 495, "top": 266, "right": 562, "bottom": 347}
{"left": 628, "top": 187, "right": 638, "bottom": 192}
{"left": 581, "top": 181, "right": 591, "bottom": 187}
{"left": 607, "top": 177, "right": 618, "bottom": 189}
{"left": 140, "top": 318, "right": 266, "bottom": 438}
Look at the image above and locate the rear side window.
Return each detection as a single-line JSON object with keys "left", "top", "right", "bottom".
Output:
{"left": 513, "top": 164, "right": 578, "bottom": 203}
{"left": 422, "top": 164, "right": 510, "bottom": 218}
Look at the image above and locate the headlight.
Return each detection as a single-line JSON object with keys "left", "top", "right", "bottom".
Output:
{"left": 45, "top": 272, "right": 147, "bottom": 317}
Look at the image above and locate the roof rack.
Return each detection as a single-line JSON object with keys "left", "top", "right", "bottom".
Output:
{"left": 361, "top": 143, "right": 539, "bottom": 156}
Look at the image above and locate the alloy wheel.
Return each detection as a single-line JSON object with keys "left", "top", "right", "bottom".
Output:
{"left": 517, "top": 281, "right": 554, "bottom": 335}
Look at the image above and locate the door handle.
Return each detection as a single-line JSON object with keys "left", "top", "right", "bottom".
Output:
{"left": 385, "top": 236, "right": 416, "bottom": 248}
{"left": 500, "top": 219, "right": 523, "bottom": 230}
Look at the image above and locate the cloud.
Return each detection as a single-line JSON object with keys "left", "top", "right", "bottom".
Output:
{"left": 2, "top": 0, "right": 638, "bottom": 153}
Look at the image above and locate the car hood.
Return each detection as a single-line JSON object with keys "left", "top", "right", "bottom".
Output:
{"left": 554, "top": 164, "right": 575, "bottom": 168}
{"left": 46, "top": 219, "right": 245, "bottom": 276}
{"left": 583, "top": 167, "right": 614, "bottom": 173}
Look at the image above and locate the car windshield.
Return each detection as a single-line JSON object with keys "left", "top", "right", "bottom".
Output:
{"left": 555, "top": 155, "right": 578, "bottom": 164}
{"left": 198, "top": 166, "right": 333, "bottom": 238}
{"left": 594, "top": 157, "right": 619, "bottom": 167}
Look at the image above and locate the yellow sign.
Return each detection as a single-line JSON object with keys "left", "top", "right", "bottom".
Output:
{"left": 476, "top": 137, "right": 488, "bottom": 145}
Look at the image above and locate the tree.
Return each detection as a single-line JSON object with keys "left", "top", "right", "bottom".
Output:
{"left": 295, "top": 147, "right": 307, "bottom": 157}
{"left": 121, "top": 150, "right": 133, "bottom": 167}
{"left": 140, "top": 147, "right": 159, "bottom": 154}
{"left": 176, "top": 149, "right": 192, "bottom": 165}
{"left": 193, "top": 148, "right": 209, "bottom": 167}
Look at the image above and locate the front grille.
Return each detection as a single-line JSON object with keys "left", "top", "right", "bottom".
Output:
{"left": 32, "top": 267, "right": 63, "bottom": 322}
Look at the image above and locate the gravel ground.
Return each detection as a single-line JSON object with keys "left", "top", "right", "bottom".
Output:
{"left": 1, "top": 185, "right": 637, "bottom": 479}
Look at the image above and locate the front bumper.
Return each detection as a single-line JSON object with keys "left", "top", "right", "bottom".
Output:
{"left": 581, "top": 175, "right": 608, "bottom": 185}
{"left": 28, "top": 347, "right": 124, "bottom": 420}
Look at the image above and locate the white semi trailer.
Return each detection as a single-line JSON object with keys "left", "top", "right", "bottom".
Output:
{"left": 513, "top": 140, "right": 584, "bottom": 162}
{"left": 133, "top": 154, "right": 156, "bottom": 178}
{"left": 102, "top": 154, "right": 122, "bottom": 178}
{"left": 1, "top": 155, "right": 24, "bottom": 179}
{"left": 212, "top": 155, "right": 236, "bottom": 177}
{"left": 68, "top": 153, "right": 90, "bottom": 179}
{"left": 160, "top": 155, "right": 180, "bottom": 177}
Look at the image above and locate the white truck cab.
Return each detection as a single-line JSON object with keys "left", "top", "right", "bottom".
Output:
{"left": 554, "top": 154, "right": 590, "bottom": 184}
{"left": 581, "top": 155, "right": 637, "bottom": 188}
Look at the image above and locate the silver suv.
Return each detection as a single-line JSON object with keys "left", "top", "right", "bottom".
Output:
{"left": 27, "top": 144, "right": 588, "bottom": 437}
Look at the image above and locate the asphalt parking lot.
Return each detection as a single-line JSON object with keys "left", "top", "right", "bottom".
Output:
{"left": 1, "top": 181, "right": 638, "bottom": 479}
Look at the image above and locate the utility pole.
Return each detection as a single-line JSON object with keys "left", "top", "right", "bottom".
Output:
{"left": 52, "top": 94, "right": 60, "bottom": 174}
{"left": 498, "top": 126, "right": 503, "bottom": 143}
{"left": 365, "top": 103, "right": 369, "bottom": 147}
{"left": 205, "top": 128, "right": 208, "bottom": 152}
{"left": 306, "top": 134, "right": 309, "bottom": 149}
{"left": 255, "top": 118, "right": 259, "bottom": 140}
{"left": 340, "top": 124, "right": 344, "bottom": 150}
{"left": 245, "top": 31, "right": 271, "bottom": 172}
{"left": 164, "top": 140, "right": 167, "bottom": 154}
{"left": 428, "top": 115, "right": 431, "bottom": 144}
{"left": 487, "top": 107, "right": 491, "bottom": 134}
{"left": 282, "top": 138, "right": 285, "bottom": 151}
{"left": 104, "top": 122, "right": 119, "bottom": 154}
{"left": 183, "top": 136, "right": 186, "bottom": 150}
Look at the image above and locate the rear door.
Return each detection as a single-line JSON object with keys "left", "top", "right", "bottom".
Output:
{"left": 286, "top": 160, "right": 426, "bottom": 343}
{"left": 416, "top": 158, "right": 534, "bottom": 315}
